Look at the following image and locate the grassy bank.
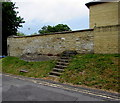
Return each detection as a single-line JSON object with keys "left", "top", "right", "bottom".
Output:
{"left": 1, "top": 54, "right": 120, "bottom": 93}
{"left": 2, "top": 56, "right": 56, "bottom": 78}
{"left": 60, "top": 54, "right": 120, "bottom": 93}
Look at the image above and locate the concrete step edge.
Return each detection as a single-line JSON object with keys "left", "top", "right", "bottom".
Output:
{"left": 49, "top": 75, "right": 60, "bottom": 78}
{"left": 53, "top": 68, "right": 65, "bottom": 71}
{"left": 55, "top": 65, "right": 67, "bottom": 67}
{"left": 50, "top": 71, "right": 62, "bottom": 75}
{"left": 58, "top": 59, "right": 69, "bottom": 61}
{"left": 56, "top": 62, "right": 69, "bottom": 64}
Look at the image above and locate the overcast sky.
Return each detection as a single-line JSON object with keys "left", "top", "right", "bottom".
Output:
{"left": 11, "top": 0, "right": 93, "bottom": 35}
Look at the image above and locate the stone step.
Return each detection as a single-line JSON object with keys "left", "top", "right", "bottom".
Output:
{"left": 53, "top": 68, "right": 65, "bottom": 72}
{"left": 62, "top": 51, "right": 77, "bottom": 55}
{"left": 49, "top": 75, "right": 60, "bottom": 78}
{"left": 49, "top": 71, "right": 62, "bottom": 76}
{"left": 62, "top": 54, "right": 76, "bottom": 56}
{"left": 60, "top": 57, "right": 71, "bottom": 59}
{"left": 62, "top": 54, "right": 71, "bottom": 57}
{"left": 49, "top": 51, "right": 77, "bottom": 77}
{"left": 56, "top": 62, "right": 69, "bottom": 65}
{"left": 58, "top": 59, "right": 69, "bottom": 62}
{"left": 55, "top": 65, "right": 67, "bottom": 68}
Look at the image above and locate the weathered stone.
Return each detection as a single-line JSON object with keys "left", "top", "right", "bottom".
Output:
{"left": 7, "top": 30, "right": 94, "bottom": 57}
{"left": 20, "top": 69, "right": 28, "bottom": 73}
{"left": 87, "top": 2, "right": 120, "bottom": 28}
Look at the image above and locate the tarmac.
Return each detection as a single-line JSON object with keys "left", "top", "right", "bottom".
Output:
{"left": 2, "top": 73, "right": 120, "bottom": 102}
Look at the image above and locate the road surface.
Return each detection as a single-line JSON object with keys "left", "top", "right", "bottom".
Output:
{"left": 2, "top": 74, "right": 120, "bottom": 102}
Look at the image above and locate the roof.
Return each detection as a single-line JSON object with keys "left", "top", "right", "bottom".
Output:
{"left": 85, "top": 2, "right": 106, "bottom": 8}
{"left": 85, "top": 0, "right": 120, "bottom": 8}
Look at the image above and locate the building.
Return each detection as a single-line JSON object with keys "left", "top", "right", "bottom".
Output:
{"left": 86, "top": 1, "right": 120, "bottom": 28}
{"left": 86, "top": 1, "right": 120, "bottom": 53}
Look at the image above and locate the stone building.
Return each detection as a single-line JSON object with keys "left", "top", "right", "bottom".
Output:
{"left": 86, "top": 1, "right": 120, "bottom": 28}
{"left": 7, "top": 1, "right": 120, "bottom": 57}
{"left": 86, "top": 1, "right": 120, "bottom": 53}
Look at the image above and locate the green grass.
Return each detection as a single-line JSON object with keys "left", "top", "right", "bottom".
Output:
{"left": 2, "top": 56, "right": 56, "bottom": 78}
{"left": 60, "top": 54, "right": 120, "bottom": 93}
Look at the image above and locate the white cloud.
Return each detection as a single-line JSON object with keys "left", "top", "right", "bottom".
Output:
{"left": 10, "top": 0, "right": 93, "bottom": 34}
{"left": 12, "top": 0, "right": 92, "bottom": 23}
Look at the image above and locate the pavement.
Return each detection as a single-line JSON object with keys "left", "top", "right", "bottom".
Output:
{"left": 1, "top": 73, "right": 120, "bottom": 102}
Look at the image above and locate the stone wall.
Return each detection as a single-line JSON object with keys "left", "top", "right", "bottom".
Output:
{"left": 7, "top": 29, "right": 94, "bottom": 57}
{"left": 94, "top": 25, "right": 120, "bottom": 54}
{"left": 118, "top": 1, "right": 120, "bottom": 25}
{"left": 7, "top": 25, "right": 120, "bottom": 56}
{"left": 89, "top": 2, "right": 119, "bottom": 28}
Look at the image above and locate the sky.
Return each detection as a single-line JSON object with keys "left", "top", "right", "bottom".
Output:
{"left": 11, "top": 0, "right": 93, "bottom": 35}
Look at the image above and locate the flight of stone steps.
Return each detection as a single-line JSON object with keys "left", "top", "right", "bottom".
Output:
{"left": 49, "top": 51, "right": 77, "bottom": 77}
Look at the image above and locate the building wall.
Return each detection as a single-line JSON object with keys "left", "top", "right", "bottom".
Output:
{"left": 7, "top": 25, "right": 120, "bottom": 57}
{"left": 7, "top": 30, "right": 94, "bottom": 57}
{"left": 94, "top": 25, "right": 120, "bottom": 54}
{"left": 118, "top": 1, "right": 120, "bottom": 24}
{"left": 90, "top": 2, "right": 119, "bottom": 28}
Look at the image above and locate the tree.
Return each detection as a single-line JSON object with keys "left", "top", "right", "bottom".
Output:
{"left": 38, "top": 24, "right": 71, "bottom": 34}
{"left": 54, "top": 24, "right": 71, "bottom": 32}
{"left": 29, "top": 32, "right": 38, "bottom": 35}
{"left": 2, "top": 2, "right": 25, "bottom": 55}
{"left": 17, "top": 32, "right": 26, "bottom": 36}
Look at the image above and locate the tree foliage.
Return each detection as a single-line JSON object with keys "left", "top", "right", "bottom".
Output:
{"left": 2, "top": 2, "right": 25, "bottom": 55}
{"left": 17, "top": 32, "right": 25, "bottom": 36}
{"left": 38, "top": 24, "right": 71, "bottom": 34}
{"left": 2, "top": 2, "right": 25, "bottom": 36}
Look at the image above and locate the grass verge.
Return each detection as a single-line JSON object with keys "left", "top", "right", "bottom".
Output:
{"left": 2, "top": 56, "right": 56, "bottom": 78}
{"left": 60, "top": 54, "right": 120, "bottom": 93}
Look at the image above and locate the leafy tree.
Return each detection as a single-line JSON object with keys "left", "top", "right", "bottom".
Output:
{"left": 38, "top": 24, "right": 71, "bottom": 34}
{"left": 30, "top": 32, "right": 38, "bottom": 35}
{"left": 54, "top": 24, "right": 71, "bottom": 32}
{"left": 39, "top": 26, "right": 50, "bottom": 34}
{"left": 17, "top": 32, "right": 26, "bottom": 36}
{"left": 2, "top": 2, "right": 25, "bottom": 55}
